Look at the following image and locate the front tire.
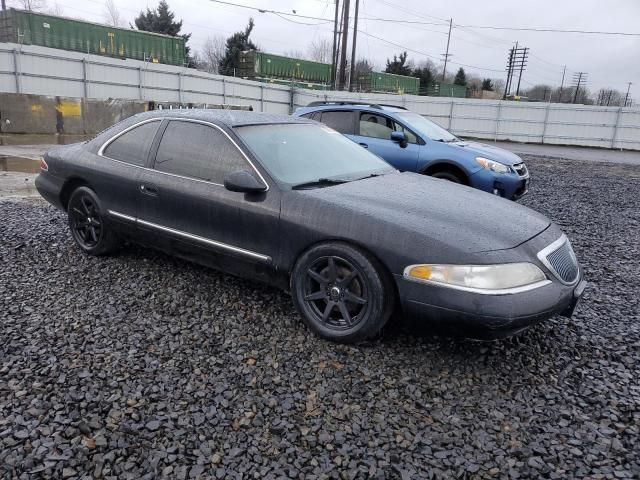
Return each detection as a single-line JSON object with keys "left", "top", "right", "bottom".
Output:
{"left": 67, "top": 186, "right": 120, "bottom": 256}
{"left": 430, "top": 170, "right": 464, "bottom": 183}
{"left": 291, "top": 242, "right": 394, "bottom": 343}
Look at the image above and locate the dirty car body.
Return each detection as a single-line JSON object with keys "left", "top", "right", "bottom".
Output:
{"left": 36, "top": 110, "right": 586, "bottom": 343}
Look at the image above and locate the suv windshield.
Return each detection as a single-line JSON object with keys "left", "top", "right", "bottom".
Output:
{"left": 235, "top": 124, "right": 395, "bottom": 187}
{"left": 396, "top": 112, "right": 458, "bottom": 142}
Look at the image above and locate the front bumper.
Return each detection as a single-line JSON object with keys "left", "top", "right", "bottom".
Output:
{"left": 396, "top": 273, "right": 587, "bottom": 339}
{"left": 470, "top": 168, "right": 530, "bottom": 201}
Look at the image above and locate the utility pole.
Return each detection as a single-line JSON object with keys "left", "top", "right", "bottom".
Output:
{"left": 503, "top": 44, "right": 515, "bottom": 100}
{"left": 515, "top": 47, "right": 529, "bottom": 96}
{"left": 624, "top": 82, "right": 632, "bottom": 107}
{"left": 330, "top": 0, "right": 340, "bottom": 89}
{"left": 441, "top": 18, "right": 452, "bottom": 83}
{"left": 558, "top": 65, "right": 566, "bottom": 102}
{"left": 348, "top": 0, "right": 359, "bottom": 92}
{"left": 1, "top": 0, "right": 5, "bottom": 11}
{"left": 338, "top": 0, "right": 350, "bottom": 90}
{"left": 571, "top": 72, "right": 587, "bottom": 103}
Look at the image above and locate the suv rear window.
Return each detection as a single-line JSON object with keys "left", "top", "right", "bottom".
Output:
{"left": 319, "top": 111, "right": 353, "bottom": 134}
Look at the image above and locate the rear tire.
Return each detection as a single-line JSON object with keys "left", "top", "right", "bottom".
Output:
{"left": 291, "top": 242, "right": 394, "bottom": 344}
{"left": 67, "top": 186, "right": 120, "bottom": 256}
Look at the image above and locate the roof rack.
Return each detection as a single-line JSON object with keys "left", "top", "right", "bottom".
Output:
{"left": 306, "top": 101, "right": 407, "bottom": 110}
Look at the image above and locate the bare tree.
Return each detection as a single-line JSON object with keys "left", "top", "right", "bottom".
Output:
{"left": 47, "top": 2, "right": 64, "bottom": 15}
{"left": 307, "top": 38, "right": 332, "bottom": 64}
{"left": 199, "top": 35, "right": 226, "bottom": 74}
{"left": 17, "top": 0, "right": 48, "bottom": 11}
{"left": 104, "top": 0, "right": 125, "bottom": 27}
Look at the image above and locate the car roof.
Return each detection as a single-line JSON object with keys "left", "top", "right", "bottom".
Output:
{"left": 296, "top": 102, "right": 408, "bottom": 115}
{"left": 126, "top": 109, "right": 315, "bottom": 127}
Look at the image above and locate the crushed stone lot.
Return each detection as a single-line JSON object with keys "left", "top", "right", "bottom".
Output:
{"left": 1, "top": 155, "right": 639, "bottom": 479}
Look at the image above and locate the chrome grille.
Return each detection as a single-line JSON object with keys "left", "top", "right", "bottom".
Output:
{"left": 539, "top": 237, "right": 579, "bottom": 284}
{"left": 513, "top": 162, "right": 528, "bottom": 177}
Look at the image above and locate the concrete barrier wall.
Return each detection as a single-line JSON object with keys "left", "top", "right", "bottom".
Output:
{"left": 1, "top": 42, "right": 639, "bottom": 149}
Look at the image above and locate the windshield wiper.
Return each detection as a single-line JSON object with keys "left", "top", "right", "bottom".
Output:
{"left": 291, "top": 178, "right": 351, "bottom": 190}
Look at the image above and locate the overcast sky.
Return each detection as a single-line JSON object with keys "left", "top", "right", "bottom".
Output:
{"left": 7, "top": 0, "right": 640, "bottom": 97}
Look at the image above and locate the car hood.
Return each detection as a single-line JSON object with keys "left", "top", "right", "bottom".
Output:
{"left": 299, "top": 172, "right": 550, "bottom": 254}
{"left": 448, "top": 141, "right": 523, "bottom": 166}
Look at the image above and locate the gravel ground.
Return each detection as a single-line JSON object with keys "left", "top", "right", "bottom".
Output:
{"left": 1, "top": 156, "right": 639, "bottom": 479}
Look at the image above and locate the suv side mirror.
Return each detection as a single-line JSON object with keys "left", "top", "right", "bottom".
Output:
{"left": 390, "top": 131, "right": 408, "bottom": 148}
{"left": 224, "top": 170, "right": 267, "bottom": 193}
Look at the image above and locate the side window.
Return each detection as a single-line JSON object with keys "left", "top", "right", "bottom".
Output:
{"left": 154, "top": 120, "right": 248, "bottom": 183}
{"left": 358, "top": 113, "right": 417, "bottom": 144}
{"left": 103, "top": 120, "right": 160, "bottom": 166}
{"left": 319, "top": 110, "right": 353, "bottom": 134}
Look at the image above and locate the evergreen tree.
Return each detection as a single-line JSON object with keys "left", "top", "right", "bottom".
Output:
{"left": 454, "top": 67, "right": 467, "bottom": 86}
{"left": 385, "top": 51, "right": 412, "bottom": 76}
{"left": 134, "top": 1, "right": 194, "bottom": 66}
{"left": 482, "top": 78, "right": 494, "bottom": 91}
{"left": 412, "top": 66, "right": 434, "bottom": 95}
{"left": 219, "top": 18, "right": 258, "bottom": 75}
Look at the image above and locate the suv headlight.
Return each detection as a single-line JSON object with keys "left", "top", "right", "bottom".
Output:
{"left": 404, "top": 263, "right": 548, "bottom": 294}
{"left": 475, "top": 157, "right": 510, "bottom": 174}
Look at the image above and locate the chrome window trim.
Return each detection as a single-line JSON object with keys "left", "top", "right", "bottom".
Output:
{"left": 536, "top": 234, "right": 580, "bottom": 286}
{"left": 402, "top": 266, "right": 551, "bottom": 295}
{"left": 98, "top": 117, "right": 269, "bottom": 191}
{"left": 107, "top": 210, "right": 271, "bottom": 263}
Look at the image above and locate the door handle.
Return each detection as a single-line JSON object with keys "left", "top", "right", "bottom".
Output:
{"left": 140, "top": 184, "right": 158, "bottom": 196}
{"left": 358, "top": 142, "right": 369, "bottom": 148}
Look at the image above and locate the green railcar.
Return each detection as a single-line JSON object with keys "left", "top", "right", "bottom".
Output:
{"left": 355, "top": 71, "right": 420, "bottom": 95}
{"left": 425, "top": 82, "right": 467, "bottom": 98}
{"left": 239, "top": 50, "right": 331, "bottom": 86}
{"left": 0, "top": 8, "right": 186, "bottom": 66}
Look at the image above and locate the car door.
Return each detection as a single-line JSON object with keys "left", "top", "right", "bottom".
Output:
{"left": 350, "top": 112, "right": 421, "bottom": 172}
{"left": 136, "top": 118, "right": 281, "bottom": 280}
{"left": 97, "top": 119, "right": 163, "bottom": 233}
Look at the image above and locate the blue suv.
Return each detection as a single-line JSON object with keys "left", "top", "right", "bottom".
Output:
{"left": 294, "top": 102, "right": 530, "bottom": 200}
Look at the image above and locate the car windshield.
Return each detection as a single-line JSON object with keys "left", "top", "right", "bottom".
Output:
{"left": 235, "top": 123, "right": 395, "bottom": 187}
{"left": 396, "top": 112, "right": 459, "bottom": 142}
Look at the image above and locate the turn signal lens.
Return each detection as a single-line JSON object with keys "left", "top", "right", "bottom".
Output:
{"left": 408, "top": 265, "right": 432, "bottom": 279}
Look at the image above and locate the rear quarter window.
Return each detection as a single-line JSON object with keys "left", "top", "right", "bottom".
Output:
{"left": 102, "top": 120, "right": 161, "bottom": 166}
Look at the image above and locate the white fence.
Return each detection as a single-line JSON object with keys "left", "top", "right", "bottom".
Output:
{"left": 2, "top": 42, "right": 639, "bottom": 150}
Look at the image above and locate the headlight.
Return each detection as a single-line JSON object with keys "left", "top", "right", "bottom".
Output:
{"left": 404, "top": 263, "right": 548, "bottom": 294}
{"left": 475, "top": 157, "right": 510, "bottom": 174}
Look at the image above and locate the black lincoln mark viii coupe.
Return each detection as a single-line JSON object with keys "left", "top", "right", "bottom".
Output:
{"left": 36, "top": 110, "right": 586, "bottom": 343}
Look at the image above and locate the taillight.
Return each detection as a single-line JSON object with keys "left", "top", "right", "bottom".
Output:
{"left": 40, "top": 158, "right": 49, "bottom": 172}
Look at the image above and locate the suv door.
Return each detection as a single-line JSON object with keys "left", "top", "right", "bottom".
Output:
{"left": 351, "top": 112, "right": 421, "bottom": 172}
{"left": 137, "top": 119, "right": 280, "bottom": 279}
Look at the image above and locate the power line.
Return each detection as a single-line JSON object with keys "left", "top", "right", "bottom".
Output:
{"left": 455, "top": 23, "right": 640, "bottom": 37}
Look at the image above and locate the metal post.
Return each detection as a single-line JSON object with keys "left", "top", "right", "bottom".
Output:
{"left": 624, "top": 82, "right": 632, "bottom": 107}
{"left": 178, "top": 72, "right": 183, "bottom": 105}
{"left": 12, "top": 49, "right": 21, "bottom": 94}
{"left": 82, "top": 58, "right": 88, "bottom": 98}
{"left": 494, "top": 101, "right": 501, "bottom": 142}
{"left": 289, "top": 85, "right": 295, "bottom": 114}
{"left": 558, "top": 65, "right": 566, "bottom": 102}
{"left": 138, "top": 67, "right": 143, "bottom": 100}
{"left": 222, "top": 77, "right": 226, "bottom": 104}
{"left": 260, "top": 85, "right": 264, "bottom": 112}
{"left": 541, "top": 103, "right": 551, "bottom": 144}
{"left": 448, "top": 98, "right": 454, "bottom": 130}
{"left": 2, "top": 0, "right": 6, "bottom": 11}
{"left": 611, "top": 106, "right": 623, "bottom": 149}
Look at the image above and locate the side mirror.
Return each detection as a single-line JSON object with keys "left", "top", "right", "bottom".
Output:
{"left": 224, "top": 170, "right": 267, "bottom": 193}
{"left": 390, "top": 131, "right": 408, "bottom": 148}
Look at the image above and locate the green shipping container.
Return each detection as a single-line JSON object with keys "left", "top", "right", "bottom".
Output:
{"left": 356, "top": 71, "right": 420, "bottom": 95}
{"left": 0, "top": 8, "right": 186, "bottom": 66}
{"left": 239, "top": 50, "right": 331, "bottom": 86}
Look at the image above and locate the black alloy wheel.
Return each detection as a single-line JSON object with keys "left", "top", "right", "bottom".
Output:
{"left": 67, "top": 186, "right": 120, "bottom": 255}
{"left": 291, "top": 242, "right": 393, "bottom": 343}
